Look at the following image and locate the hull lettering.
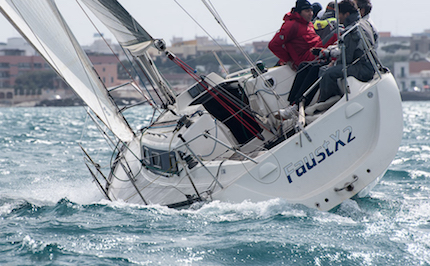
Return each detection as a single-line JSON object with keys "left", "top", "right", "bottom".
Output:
{"left": 284, "top": 126, "right": 356, "bottom": 183}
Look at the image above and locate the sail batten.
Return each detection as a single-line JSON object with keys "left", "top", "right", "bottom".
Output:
{"left": 0, "top": 0, "right": 134, "bottom": 142}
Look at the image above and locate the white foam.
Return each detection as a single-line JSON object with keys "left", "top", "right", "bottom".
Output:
{"left": 7, "top": 176, "right": 103, "bottom": 206}
{"left": 0, "top": 202, "right": 16, "bottom": 216}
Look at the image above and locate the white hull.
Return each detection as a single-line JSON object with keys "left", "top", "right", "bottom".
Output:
{"left": 1, "top": 1, "right": 402, "bottom": 212}
{"left": 107, "top": 69, "right": 403, "bottom": 211}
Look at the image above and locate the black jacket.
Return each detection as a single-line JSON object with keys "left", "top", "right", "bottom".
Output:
{"left": 341, "top": 12, "right": 375, "bottom": 82}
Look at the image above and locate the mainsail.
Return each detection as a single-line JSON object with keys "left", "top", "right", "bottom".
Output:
{"left": 82, "top": 0, "right": 153, "bottom": 55}
{"left": 82, "top": 0, "right": 176, "bottom": 106}
{"left": 0, "top": 0, "right": 135, "bottom": 142}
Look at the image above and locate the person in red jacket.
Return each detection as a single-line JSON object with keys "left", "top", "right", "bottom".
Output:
{"left": 268, "top": 0, "right": 323, "bottom": 69}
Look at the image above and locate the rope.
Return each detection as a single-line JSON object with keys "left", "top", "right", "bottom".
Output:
{"left": 169, "top": 54, "right": 269, "bottom": 138}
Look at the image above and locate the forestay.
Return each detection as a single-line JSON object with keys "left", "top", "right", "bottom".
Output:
{"left": 0, "top": 0, "right": 134, "bottom": 142}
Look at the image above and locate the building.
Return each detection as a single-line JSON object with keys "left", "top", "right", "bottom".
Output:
{"left": 168, "top": 36, "right": 238, "bottom": 59}
{"left": 394, "top": 61, "right": 430, "bottom": 91}
{"left": 0, "top": 35, "right": 272, "bottom": 105}
{"left": 0, "top": 49, "right": 50, "bottom": 89}
{"left": 0, "top": 37, "right": 38, "bottom": 56}
{"left": 393, "top": 30, "right": 430, "bottom": 91}
{"left": 82, "top": 34, "right": 126, "bottom": 60}
{"left": 377, "top": 32, "right": 410, "bottom": 58}
{"left": 409, "top": 30, "right": 430, "bottom": 61}
{"left": 0, "top": 88, "right": 14, "bottom": 105}
{"left": 251, "top": 41, "right": 270, "bottom": 54}
{"left": 88, "top": 53, "right": 121, "bottom": 88}
{"left": 0, "top": 37, "right": 122, "bottom": 106}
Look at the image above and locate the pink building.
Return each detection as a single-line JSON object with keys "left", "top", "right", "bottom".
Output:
{"left": 0, "top": 49, "right": 49, "bottom": 88}
{"left": 0, "top": 49, "right": 121, "bottom": 105}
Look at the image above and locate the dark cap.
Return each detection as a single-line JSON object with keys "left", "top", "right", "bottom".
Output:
{"left": 295, "top": 0, "right": 312, "bottom": 13}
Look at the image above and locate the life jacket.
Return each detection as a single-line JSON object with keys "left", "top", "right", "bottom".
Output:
{"left": 314, "top": 18, "right": 336, "bottom": 31}
{"left": 268, "top": 12, "right": 322, "bottom": 69}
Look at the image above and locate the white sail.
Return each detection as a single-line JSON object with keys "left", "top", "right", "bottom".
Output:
{"left": 82, "top": 0, "right": 176, "bottom": 105}
{"left": 82, "top": 0, "right": 153, "bottom": 56}
{"left": 0, "top": 0, "right": 134, "bottom": 142}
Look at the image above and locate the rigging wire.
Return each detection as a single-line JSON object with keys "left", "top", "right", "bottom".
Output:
{"left": 173, "top": 0, "right": 244, "bottom": 70}
{"left": 63, "top": 1, "right": 124, "bottom": 138}
{"left": 202, "top": 0, "right": 257, "bottom": 74}
{"left": 75, "top": 0, "right": 158, "bottom": 110}
{"left": 201, "top": 0, "right": 291, "bottom": 118}
{"left": 170, "top": 54, "right": 268, "bottom": 137}
{"left": 119, "top": 46, "right": 158, "bottom": 105}
{"left": 134, "top": 57, "right": 166, "bottom": 106}
{"left": 7, "top": 0, "right": 127, "bottom": 140}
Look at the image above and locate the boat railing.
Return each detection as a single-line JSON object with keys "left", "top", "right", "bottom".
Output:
{"left": 357, "top": 25, "right": 382, "bottom": 78}
{"left": 338, "top": 21, "right": 383, "bottom": 101}
{"left": 177, "top": 134, "right": 224, "bottom": 189}
{"left": 296, "top": 19, "right": 383, "bottom": 112}
{"left": 79, "top": 144, "right": 112, "bottom": 201}
{"left": 174, "top": 132, "right": 258, "bottom": 164}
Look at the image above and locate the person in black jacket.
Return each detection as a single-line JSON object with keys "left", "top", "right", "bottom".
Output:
{"left": 318, "top": 0, "right": 376, "bottom": 102}
{"left": 355, "top": 0, "right": 378, "bottom": 48}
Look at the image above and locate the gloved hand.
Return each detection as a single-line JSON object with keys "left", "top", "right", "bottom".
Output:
{"left": 311, "top": 48, "right": 331, "bottom": 59}
{"left": 320, "top": 49, "right": 331, "bottom": 59}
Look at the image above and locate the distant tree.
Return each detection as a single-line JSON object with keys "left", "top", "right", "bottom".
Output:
{"left": 381, "top": 44, "right": 410, "bottom": 54}
{"left": 14, "top": 70, "right": 57, "bottom": 95}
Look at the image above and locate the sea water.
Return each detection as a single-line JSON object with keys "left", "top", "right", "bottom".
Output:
{"left": 0, "top": 102, "right": 429, "bottom": 265}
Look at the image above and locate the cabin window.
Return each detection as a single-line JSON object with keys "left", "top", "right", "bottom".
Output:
{"left": 169, "top": 153, "right": 178, "bottom": 172}
{"left": 151, "top": 151, "right": 161, "bottom": 168}
{"left": 143, "top": 147, "right": 150, "bottom": 163}
{"left": 142, "top": 146, "right": 179, "bottom": 175}
{"left": 188, "top": 82, "right": 207, "bottom": 98}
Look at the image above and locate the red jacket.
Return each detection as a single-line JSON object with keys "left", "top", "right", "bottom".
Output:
{"left": 269, "top": 12, "right": 323, "bottom": 68}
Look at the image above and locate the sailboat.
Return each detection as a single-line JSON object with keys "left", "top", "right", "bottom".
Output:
{"left": 0, "top": 0, "right": 403, "bottom": 211}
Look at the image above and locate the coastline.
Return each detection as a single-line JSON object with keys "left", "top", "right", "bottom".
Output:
{"left": 400, "top": 91, "right": 430, "bottom": 101}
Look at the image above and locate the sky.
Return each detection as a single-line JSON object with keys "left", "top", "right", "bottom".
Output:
{"left": 0, "top": 0, "right": 429, "bottom": 46}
